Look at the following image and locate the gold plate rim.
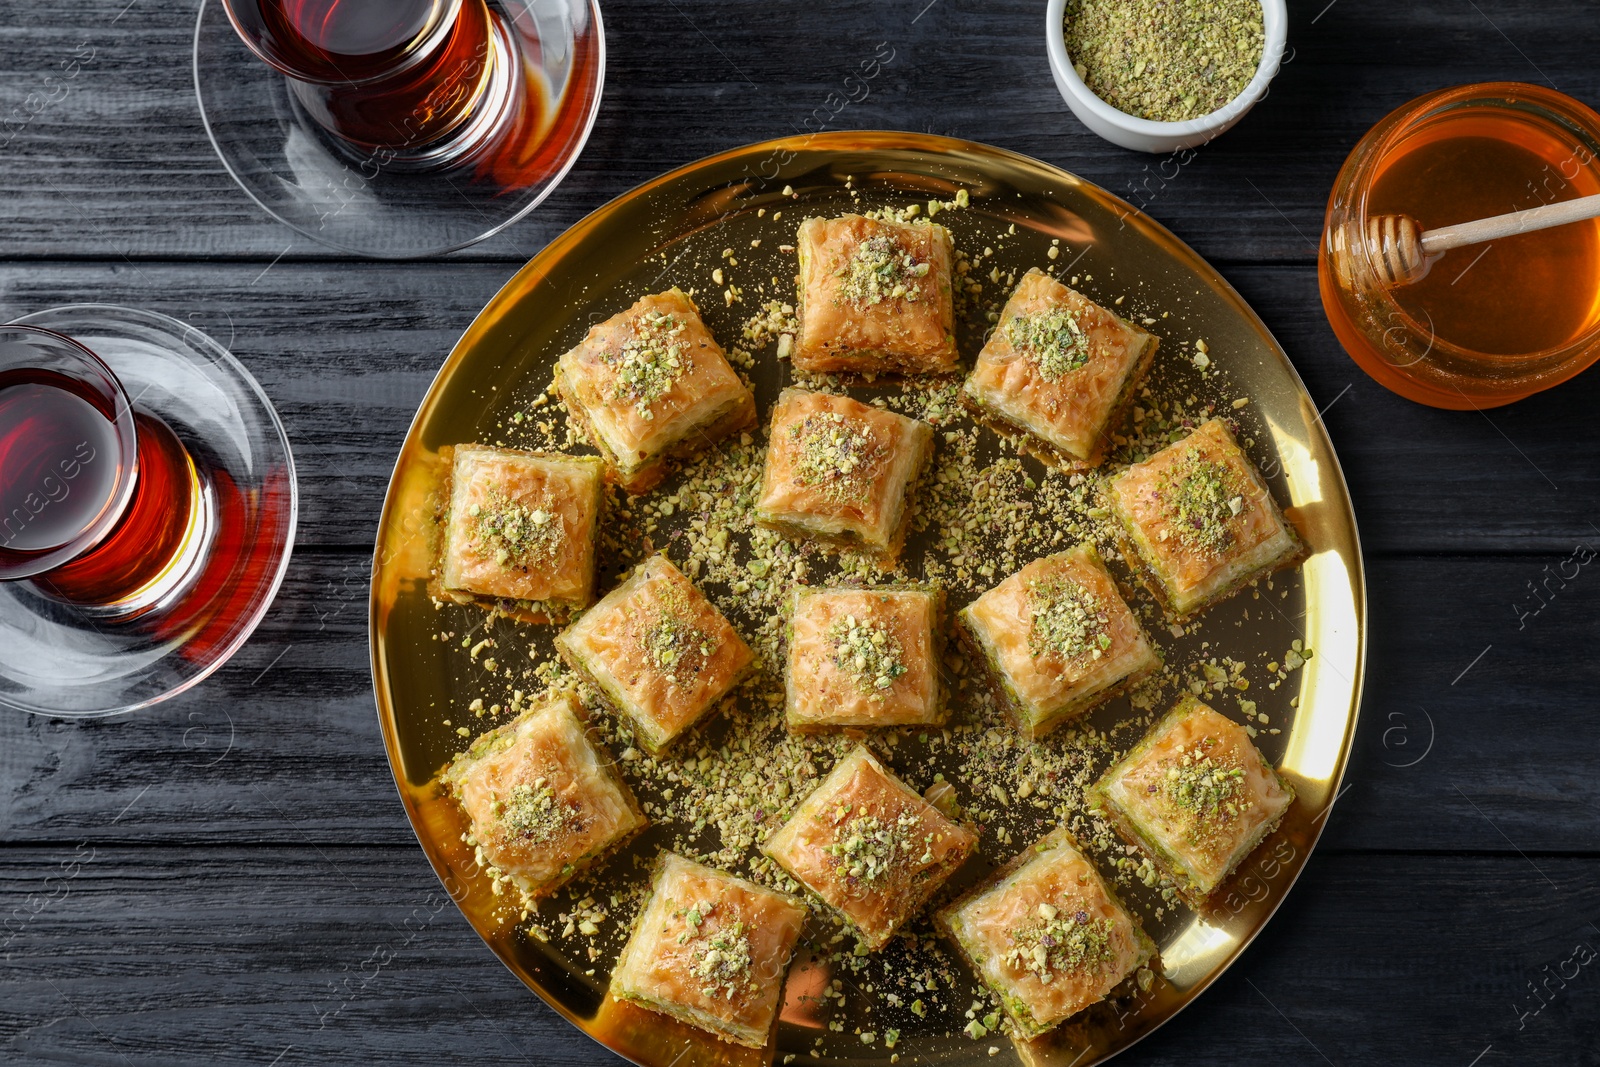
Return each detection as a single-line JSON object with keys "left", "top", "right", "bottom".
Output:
{"left": 368, "top": 130, "right": 1367, "bottom": 1067}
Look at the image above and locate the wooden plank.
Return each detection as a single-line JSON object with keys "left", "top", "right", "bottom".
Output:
{"left": 0, "top": 847, "right": 1594, "bottom": 1065}
{"left": 2, "top": 549, "right": 1596, "bottom": 856}
{"left": 2, "top": 261, "right": 1597, "bottom": 554}
{"left": 2, "top": 0, "right": 1598, "bottom": 261}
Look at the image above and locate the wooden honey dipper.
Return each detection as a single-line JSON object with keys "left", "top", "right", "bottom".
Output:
{"left": 1364, "top": 192, "right": 1600, "bottom": 286}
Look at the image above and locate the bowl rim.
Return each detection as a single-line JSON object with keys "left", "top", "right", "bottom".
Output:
{"left": 1045, "top": 0, "right": 1288, "bottom": 138}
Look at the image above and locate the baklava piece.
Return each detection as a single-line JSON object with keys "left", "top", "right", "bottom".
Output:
{"left": 785, "top": 584, "right": 945, "bottom": 733}
{"left": 555, "top": 288, "right": 756, "bottom": 494}
{"left": 610, "top": 852, "right": 807, "bottom": 1049}
{"left": 962, "top": 269, "right": 1158, "bottom": 470}
{"left": 556, "top": 554, "right": 755, "bottom": 755}
{"left": 441, "top": 689, "right": 646, "bottom": 901}
{"left": 762, "top": 745, "right": 976, "bottom": 950}
{"left": 793, "top": 213, "right": 958, "bottom": 375}
{"left": 434, "top": 444, "right": 604, "bottom": 622}
{"left": 755, "top": 388, "right": 933, "bottom": 561}
{"left": 1107, "top": 417, "right": 1303, "bottom": 619}
{"left": 959, "top": 545, "right": 1158, "bottom": 739}
{"left": 1090, "top": 695, "right": 1295, "bottom": 907}
{"left": 937, "top": 826, "right": 1157, "bottom": 1039}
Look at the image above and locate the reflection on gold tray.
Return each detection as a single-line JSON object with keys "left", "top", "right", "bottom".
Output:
{"left": 370, "top": 132, "right": 1365, "bottom": 1067}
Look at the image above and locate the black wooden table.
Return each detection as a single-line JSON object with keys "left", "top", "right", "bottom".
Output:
{"left": 4, "top": 2, "right": 1599, "bottom": 1064}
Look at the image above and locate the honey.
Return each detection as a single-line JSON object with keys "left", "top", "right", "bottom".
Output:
{"left": 1320, "top": 83, "right": 1600, "bottom": 408}
{"left": 1370, "top": 131, "right": 1600, "bottom": 355}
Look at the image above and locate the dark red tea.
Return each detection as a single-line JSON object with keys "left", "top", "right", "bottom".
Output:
{"left": 223, "top": 0, "right": 602, "bottom": 189}
{"left": 35, "top": 412, "right": 201, "bottom": 608}
{"left": 0, "top": 367, "right": 203, "bottom": 607}
{"left": 0, "top": 369, "right": 125, "bottom": 574}
{"left": 229, "top": 0, "right": 450, "bottom": 82}
{"left": 226, "top": 0, "right": 498, "bottom": 151}
{"left": 0, "top": 316, "right": 294, "bottom": 715}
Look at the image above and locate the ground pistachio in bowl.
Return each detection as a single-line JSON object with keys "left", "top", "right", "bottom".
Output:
{"left": 1063, "top": 0, "right": 1266, "bottom": 124}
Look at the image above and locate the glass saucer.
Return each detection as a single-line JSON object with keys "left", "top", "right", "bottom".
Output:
{"left": 0, "top": 305, "right": 297, "bottom": 717}
{"left": 193, "top": 0, "right": 605, "bottom": 259}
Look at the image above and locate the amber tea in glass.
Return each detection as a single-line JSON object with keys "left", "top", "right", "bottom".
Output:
{"left": 221, "top": 0, "right": 593, "bottom": 182}
{"left": 0, "top": 306, "right": 298, "bottom": 717}
{"left": 0, "top": 327, "right": 211, "bottom": 614}
{"left": 224, "top": 0, "right": 500, "bottom": 153}
{"left": 197, "top": 0, "right": 603, "bottom": 257}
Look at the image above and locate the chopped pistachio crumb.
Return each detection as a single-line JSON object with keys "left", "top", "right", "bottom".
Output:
{"left": 607, "top": 309, "right": 689, "bottom": 418}
{"left": 1027, "top": 577, "right": 1111, "bottom": 663}
{"left": 687, "top": 915, "right": 756, "bottom": 1000}
{"left": 470, "top": 487, "right": 564, "bottom": 569}
{"left": 1003, "top": 907, "right": 1115, "bottom": 982}
{"left": 1154, "top": 739, "right": 1251, "bottom": 843}
{"left": 828, "top": 613, "right": 907, "bottom": 699}
{"left": 1160, "top": 447, "right": 1243, "bottom": 555}
{"left": 497, "top": 779, "right": 576, "bottom": 843}
{"left": 838, "top": 233, "right": 928, "bottom": 306}
{"left": 821, "top": 808, "right": 930, "bottom": 886}
{"left": 1006, "top": 307, "right": 1091, "bottom": 380}
{"left": 639, "top": 593, "right": 713, "bottom": 684}
{"left": 1062, "top": 0, "right": 1265, "bottom": 123}
{"left": 791, "top": 411, "right": 885, "bottom": 502}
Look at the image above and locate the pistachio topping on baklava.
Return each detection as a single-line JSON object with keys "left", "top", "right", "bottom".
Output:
{"left": 1026, "top": 576, "right": 1111, "bottom": 663}
{"left": 1159, "top": 446, "right": 1246, "bottom": 556}
{"left": 606, "top": 308, "right": 689, "bottom": 419}
{"left": 639, "top": 588, "right": 715, "bottom": 684}
{"left": 1006, "top": 306, "right": 1091, "bottom": 380}
{"left": 791, "top": 410, "right": 887, "bottom": 501}
{"left": 828, "top": 613, "right": 908, "bottom": 700}
{"left": 821, "top": 808, "right": 932, "bottom": 886}
{"left": 838, "top": 233, "right": 930, "bottom": 306}
{"left": 469, "top": 486, "right": 565, "bottom": 570}
{"left": 675, "top": 908, "right": 748, "bottom": 1004}
{"left": 497, "top": 778, "right": 580, "bottom": 844}
{"left": 1003, "top": 905, "right": 1117, "bottom": 984}
{"left": 1154, "top": 739, "right": 1253, "bottom": 844}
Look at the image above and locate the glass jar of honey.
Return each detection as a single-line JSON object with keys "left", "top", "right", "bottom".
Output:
{"left": 1320, "top": 82, "right": 1600, "bottom": 408}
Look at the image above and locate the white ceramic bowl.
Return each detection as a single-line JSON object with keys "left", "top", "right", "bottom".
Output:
{"left": 1045, "top": 0, "right": 1287, "bottom": 154}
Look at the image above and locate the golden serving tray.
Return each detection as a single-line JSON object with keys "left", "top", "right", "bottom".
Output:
{"left": 369, "top": 132, "right": 1365, "bottom": 1067}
